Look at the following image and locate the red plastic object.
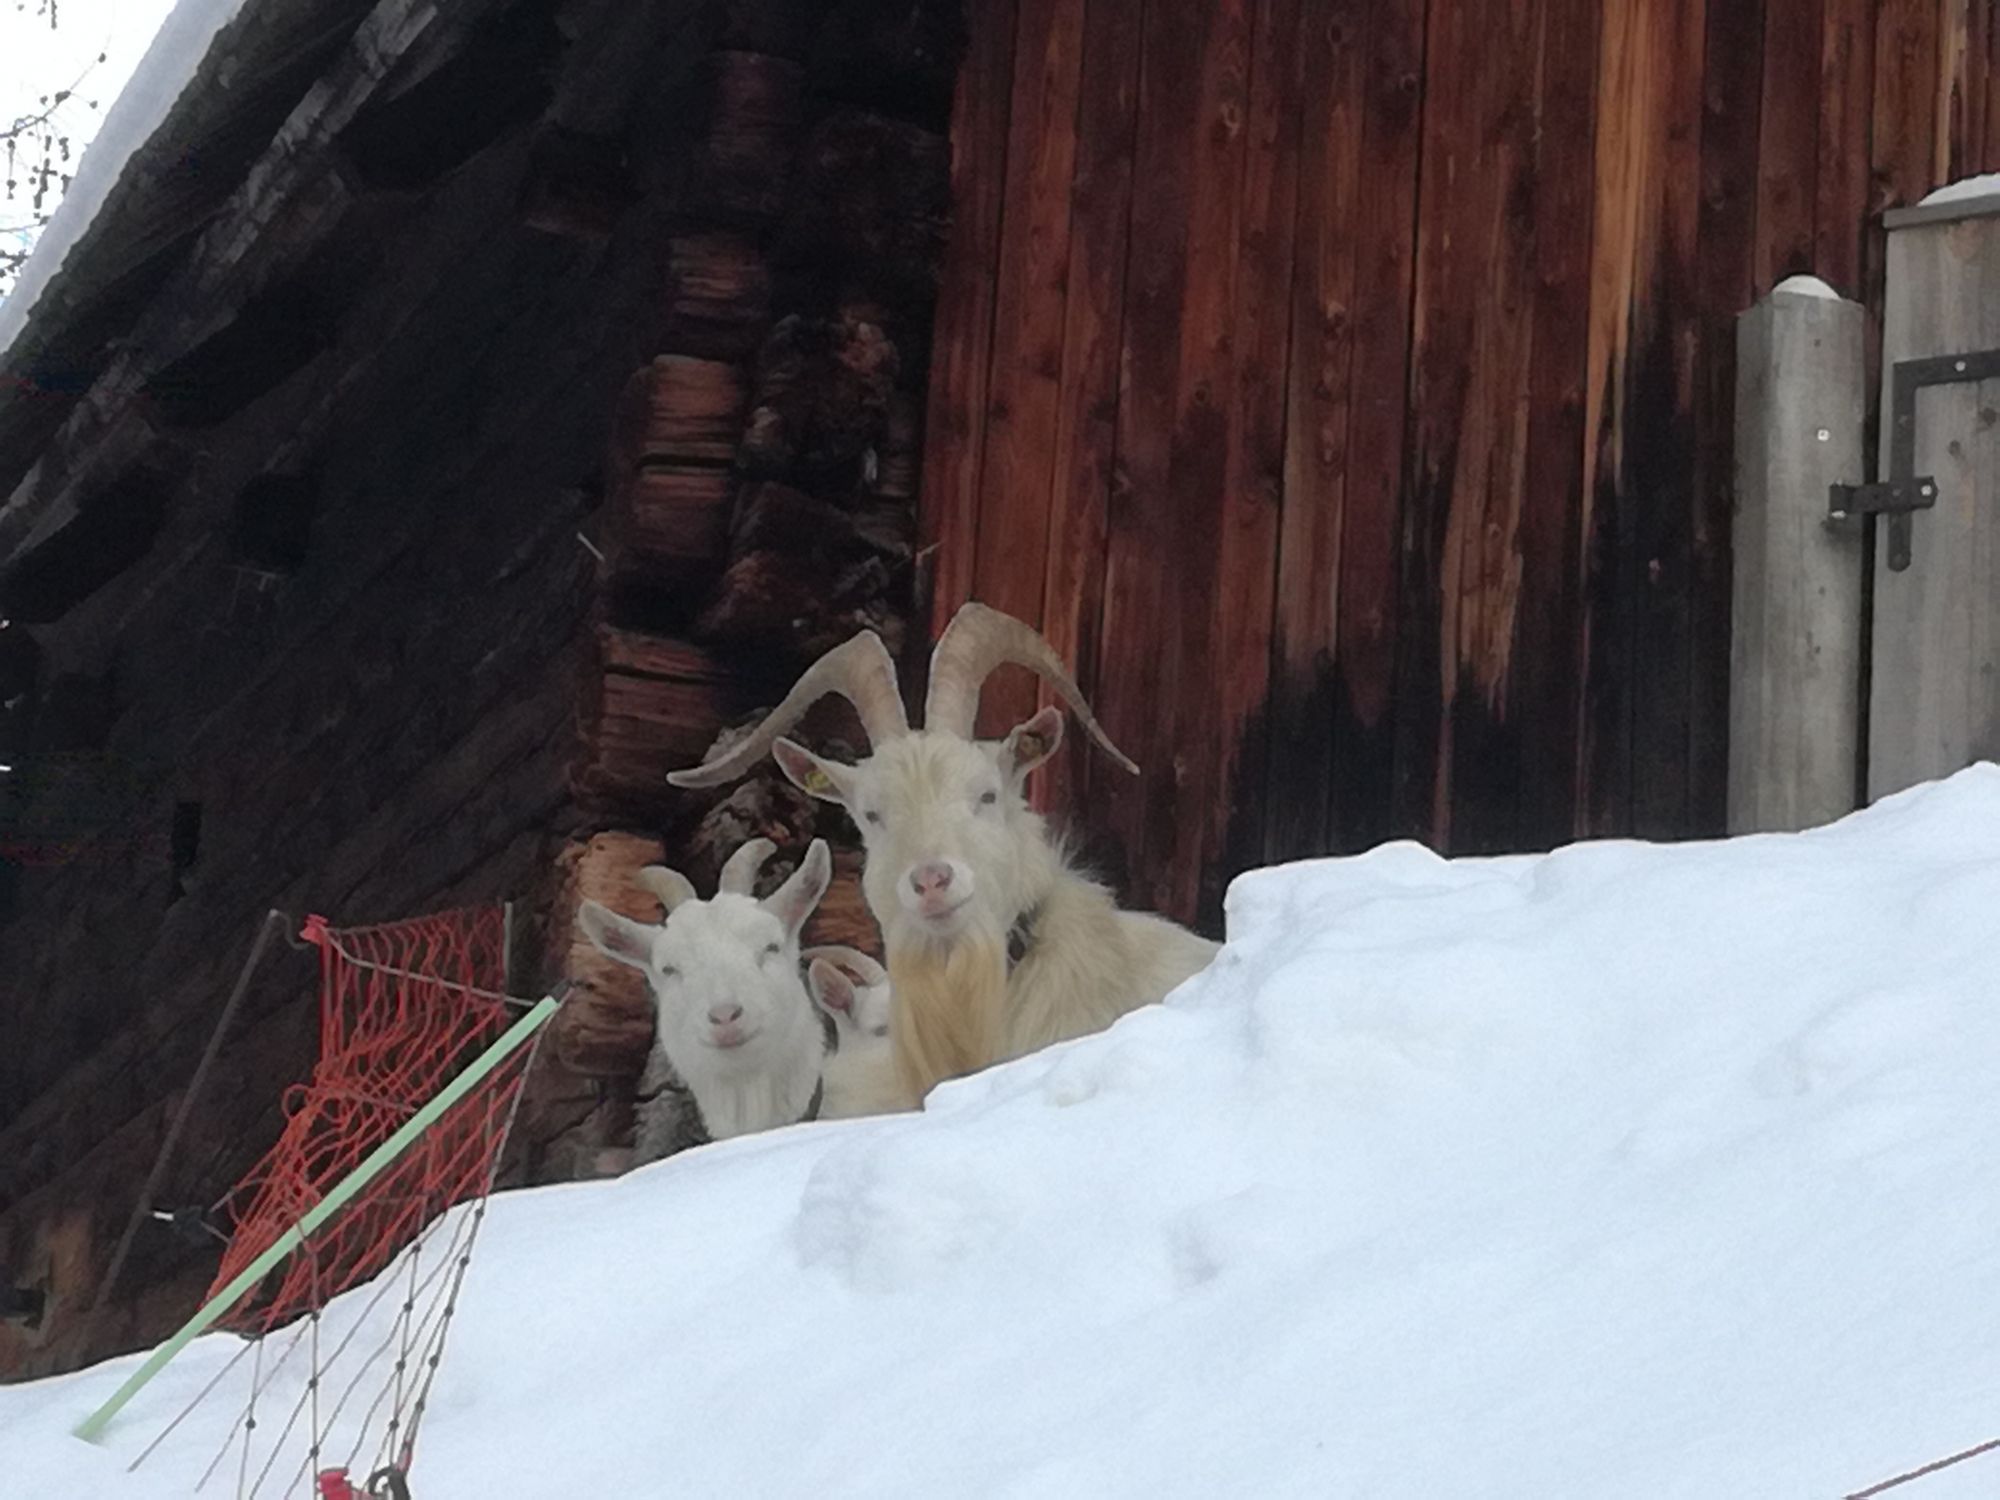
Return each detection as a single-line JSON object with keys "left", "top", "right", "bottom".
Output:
{"left": 204, "top": 906, "right": 524, "bottom": 1333}
{"left": 316, "top": 1469, "right": 359, "bottom": 1500}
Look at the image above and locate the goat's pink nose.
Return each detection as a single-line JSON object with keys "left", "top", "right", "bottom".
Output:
{"left": 909, "top": 861, "right": 954, "bottom": 898}
{"left": 708, "top": 1003, "right": 744, "bottom": 1027}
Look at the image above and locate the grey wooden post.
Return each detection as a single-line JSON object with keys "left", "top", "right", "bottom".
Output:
{"left": 1728, "top": 281, "right": 1867, "bottom": 833}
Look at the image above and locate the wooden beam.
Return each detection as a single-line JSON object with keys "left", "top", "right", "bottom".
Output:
{"left": 1728, "top": 283, "right": 1865, "bottom": 832}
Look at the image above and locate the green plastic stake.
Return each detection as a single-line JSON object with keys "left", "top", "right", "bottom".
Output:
{"left": 74, "top": 992, "right": 560, "bottom": 1443}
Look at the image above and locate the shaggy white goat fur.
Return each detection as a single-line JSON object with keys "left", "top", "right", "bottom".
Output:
{"left": 666, "top": 604, "right": 1218, "bottom": 1103}
{"left": 805, "top": 948, "right": 915, "bottom": 1119}
{"left": 778, "top": 722, "right": 1218, "bottom": 1097}
{"left": 578, "top": 839, "right": 831, "bottom": 1142}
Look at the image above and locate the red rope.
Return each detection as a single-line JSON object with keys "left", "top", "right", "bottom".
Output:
{"left": 205, "top": 906, "right": 525, "bottom": 1334}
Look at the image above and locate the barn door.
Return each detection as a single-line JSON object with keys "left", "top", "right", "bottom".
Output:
{"left": 1865, "top": 198, "right": 2000, "bottom": 802}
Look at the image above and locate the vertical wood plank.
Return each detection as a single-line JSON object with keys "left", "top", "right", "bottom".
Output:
{"left": 1037, "top": 0, "right": 1143, "bottom": 824}
{"left": 1267, "top": 0, "right": 1367, "bottom": 861}
{"left": 1201, "top": 0, "right": 1305, "bottom": 919}
{"left": 1757, "top": 0, "right": 1827, "bottom": 289}
{"left": 1728, "top": 286, "right": 1867, "bottom": 833}
{"left": 1513, "top": 0, "right": 1603, "bottom": 849}
{"left": 1326, "top": 0, "right": 1427, "bottom": 855}
{"left": 918, "top": 0, "right": 1019, "bottom": 639}
{"left": 969, "top": 0, "right": 1086, "bottom": 738}
{"left": 1868, "top": 215, "right": 2000, "bottom": 798}
{"left": 1155, "top": 0, "right": 1255, "bottom": 921}
{"left": 1865, "top": 0, "right": 1945, "bottom": 424}
{"left": 1581, "top": 0, "right": 1707, "bottom": 838}
{"left": 1816, "top": 0, "right": 1877, "bottom": 297}
{"left": 1396, "top": 0, "right": 1540, "bottom": 850}
{"left": 1095, "top": 0, "right": 1210, "bottom": 905}
{"left": 1687, "top": 0, "right": 1769, "bottom": 836}
{"left": 1938, "top": 0, "right": 1970, "bottom": 178}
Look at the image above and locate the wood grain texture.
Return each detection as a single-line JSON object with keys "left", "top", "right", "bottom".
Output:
{"left": 969, "top": 0, "right": 1087, "bottom": 738}
{"left": 919, "top": 0, "right": 1020, "bottom": 636}
{"left": 1035, "top": 0, "right": 1143, "bottom": 823}
{"left": 1267, "top": 0, "right": 1365, "bottom": 862}
{"left": 913, "top": 0, "right": 1991, "bottom": 896}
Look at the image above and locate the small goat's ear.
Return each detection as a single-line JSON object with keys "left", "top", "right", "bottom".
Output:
{"left": 577, "top": 901, "right": 657, "bottom": 971}
{"left": 807, "top": 956, "right": 857, "bottom": 1020}
{"left": 1003, "top": 705, "right": 1065, "bottom": 779}
{"left": 762, "top": 838, "right": 832, "bottom": 939}
{"left": 633, "top": 866, "right": 697, "bottom": 915}
{"left": 773, "top": 739, "right": 854, "bottom": 805}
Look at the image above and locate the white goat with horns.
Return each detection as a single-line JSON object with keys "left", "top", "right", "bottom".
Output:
{"left": 578, "top": 837, "right": 833, "bottom": 1146}
{"left": 667, "top": 603, "right": 1219, "bottom": 1101}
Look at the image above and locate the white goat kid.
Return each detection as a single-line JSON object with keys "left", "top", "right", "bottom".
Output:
{"left": 577, "top": 838, "right": 831, "bottom": 1144}
{"left": 804, "top": 947, "right": 914, "bottom": 1120}
{"left": 802, "top": 944, "right": 893, "bottom": 1042}
{"left": 668, "top": 604, "right": 1219, "bottom": 1102}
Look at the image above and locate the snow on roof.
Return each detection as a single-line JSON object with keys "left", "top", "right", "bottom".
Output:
{"left": 1919, "top": 170, "right": 2000, "bottom": 206}
{"left": 0, "top": 0, "right": 254, "bottom": 362}
{"left": 11, "top": 764, "right": 2000, "bottom": 1496}
{"left": 1772, "top": 273, "right": 1842, "bottom": 300}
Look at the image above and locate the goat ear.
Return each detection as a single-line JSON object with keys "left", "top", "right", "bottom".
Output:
{"left": 807, "top": 957, "right": 857, "bottom": 1019}
{"left": 762, "top": 838, "right": 832, "bottom": 938}
{"left": 1003, "top": 705, "right": 1065, "bottom": 779}
{"left": 577, "top": 901, "right": 657, "bottom": 971}
{"left": 773, "top": 739, "right": 854, "bottom": 806}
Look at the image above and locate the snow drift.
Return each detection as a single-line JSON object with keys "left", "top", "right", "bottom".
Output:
{"left": 8, "top": 768, "right": 2000, "bottom": 1497}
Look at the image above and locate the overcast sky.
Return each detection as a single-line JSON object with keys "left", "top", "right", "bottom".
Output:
{"left": 2, "top": 0, "right": 179, "bottom": 289}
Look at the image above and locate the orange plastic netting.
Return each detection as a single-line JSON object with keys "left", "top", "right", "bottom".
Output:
{"left": 205, "top": 907, "right": 526, "bottom": 1334}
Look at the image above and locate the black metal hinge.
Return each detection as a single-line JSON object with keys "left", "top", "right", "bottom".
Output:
{"left": 1831, "top": 347, "right": 2000, "bottom": 571}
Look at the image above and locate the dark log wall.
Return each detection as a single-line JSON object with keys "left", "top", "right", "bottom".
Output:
{"left": 923, "top": 0, "right": 2000, "bottom": 928}
{"left": 0, "top": 0, "right": 962, "bottom": 1382}
{"left": 0, "top": 0, "right": 735, "bottom": 1381}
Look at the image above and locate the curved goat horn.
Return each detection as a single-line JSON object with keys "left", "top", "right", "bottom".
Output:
{"left": 923, "top": 602, "right": 1138, "bottom": 774}
{"left": 666, "top": 631, "right": 908, "bottom": 789}
{"left": 633, "top": 865, "right": 697, "bottom": 914}
{"left": 716, "top": 837, "right": 776, "bottom": 895}
{"left": 800, "top": 943, "right": 887, "bottom": 987}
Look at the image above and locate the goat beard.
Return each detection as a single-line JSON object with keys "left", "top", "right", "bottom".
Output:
{"left": 886, "top": 921, "right": 1009, "bottom": 1103}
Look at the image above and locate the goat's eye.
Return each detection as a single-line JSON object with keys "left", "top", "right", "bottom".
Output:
{"left": 659, "top": 965, "right": 679, "bottom": 980}
{"left": 863, "top": 810, "right": 882, "bottom": 827}
{"left": 978, "top": 790, "right": 998, "bottom": 806}
{"left": 763, "top": 943, "right": 782, "bottom": 958}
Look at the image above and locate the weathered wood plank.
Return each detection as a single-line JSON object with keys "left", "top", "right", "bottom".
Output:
{"left": 1687, "top": 0, "right": 1769, "bottom": 837}
{"left": 1266, "top": 0, "right": 1364, "bottom": 863}
{"left": 1868, "top": 213, "right": 2000, "bottom": 799}
{"left": 1155, "top": 0, "right": 1254, "bottom": 921}
{"left": 970, "top": 0, "right": 1087, "bottom": 738}
{"left": 1756, "top": 0, "right": 1826, "bottom": 290}
{"left": 1325, "top": 0, "right": 1425, "bottom": 856}
{"left": 1200, "top": 0, "right": 1305, "bottom": 915}
{"left": 1729, "top": 285, "right": 1866, "bottom": 832}
{"left": 1815, "top": 0, "right": 1876, "bottom": 297}
{"left": 1865, "top": 0, "right": 1945, "bottom": 425}
{"left": 1580, "top": 0, "right": 1707, "bottom": 838}
{"left": 1395, "top": 0, "right": 1540, "bottom": 851}
{"left": 1094, "top": 0, "right": 1209, "bottom": 903}
{"left": 1035, "top": 0, "right": 1142, "bottom": 822}
{"left": 608, "top": 466, "right": 736, "bottom": 587}
{"left": 1513, "top": 0, "right": 1603, "bottom": 849}
{"left": 918, "top": 0, "right": 1019, "bottom": 637}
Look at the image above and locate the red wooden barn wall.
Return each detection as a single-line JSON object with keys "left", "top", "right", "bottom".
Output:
{"left": 920, "top": 0, "right": 2000, "bottom": 926}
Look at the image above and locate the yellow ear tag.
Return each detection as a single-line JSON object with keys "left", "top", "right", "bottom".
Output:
{"left": 803, "top": 767, "right": 836, "bottom": 797}
{"left": 1015, "top": 732, "right": 1047, "bottom": 764}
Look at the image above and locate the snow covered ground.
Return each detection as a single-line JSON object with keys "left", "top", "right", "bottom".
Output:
{"left": 8, "top": 767, "right": 2000, "bottom": 1498}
